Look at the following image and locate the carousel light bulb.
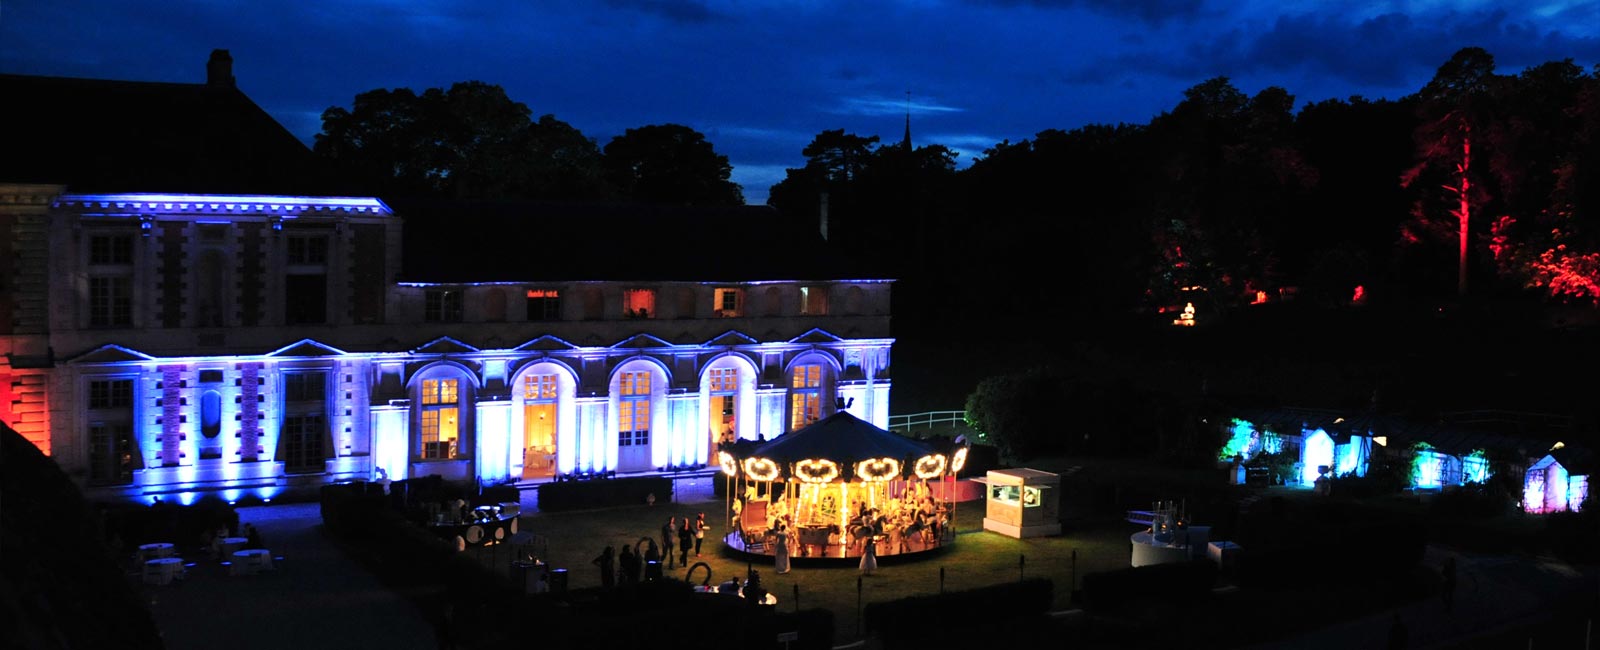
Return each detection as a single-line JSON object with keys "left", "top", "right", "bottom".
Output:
{"left": 718, "top": 451, "right": 738, "bottom": 477}
{"left": 914, "top": 454, "right": 947, "bottom": 480}
{"left": 743, "top": 457, "right": 780, "bottom": 482}
{"left": 951, "top": 447, "right": 969, "bottom": 474}
{"left": 795, "top": 458, "right": 840, "bottom": 483}
{"left": 854, "top": 457, "right": 901, "bottom": 482}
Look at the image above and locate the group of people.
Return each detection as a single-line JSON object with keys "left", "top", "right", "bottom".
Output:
{"left": 592, "top": 512, "right": 710, "bottom": 588}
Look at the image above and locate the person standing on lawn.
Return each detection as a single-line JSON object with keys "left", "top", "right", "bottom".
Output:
{"left": 677, "top": 518, "right": 694, "bottom": 567}
{"left": 661, "top": 517, "right": 677, "bottom": 569}
{"left": 693, "top": 512, "right": 708, "bottom": 557}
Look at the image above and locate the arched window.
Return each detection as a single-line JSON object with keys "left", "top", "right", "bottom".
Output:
{"left": 786, "top": 356, "right": 836, "bottom": 431}
{"left": 611, "top": 359, "right": 668, "bottom": 472}
{"left": 412, "top": 366, "right": 476, "bottom": 462}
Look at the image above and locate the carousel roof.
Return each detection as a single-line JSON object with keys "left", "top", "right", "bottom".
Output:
{"left": 751, "top": 411, "right": 938, "bottom": 467}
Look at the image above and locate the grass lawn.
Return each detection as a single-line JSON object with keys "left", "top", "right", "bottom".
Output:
{"left": 465, "top": 495, "right": 1139, "bottom": 642}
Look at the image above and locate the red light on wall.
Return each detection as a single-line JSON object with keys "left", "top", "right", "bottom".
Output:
{"left": 526, "top": 289, "right": 558, "bottom": 299}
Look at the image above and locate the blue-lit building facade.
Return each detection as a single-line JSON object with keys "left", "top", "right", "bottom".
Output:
{"left": 0, "top": 186, "right": 894, "bottom": 505}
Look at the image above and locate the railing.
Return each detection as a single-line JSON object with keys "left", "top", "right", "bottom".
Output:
{"left": 887, "top": 410, "right": 967, "bottom": 432}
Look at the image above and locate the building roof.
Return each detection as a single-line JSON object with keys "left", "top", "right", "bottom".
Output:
{"left": 389, "top": 196, "right": 890, "bottom": 283}
{"left": 0, "top": 66, "right": 338, "bottom": 195}
{"left": 1232, "top": 407, "right": 1563, "bottom": 458}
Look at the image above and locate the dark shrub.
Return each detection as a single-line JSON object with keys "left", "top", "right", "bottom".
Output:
{"left": 537, "top": 476, "right": 673, "bottom": 511}
{"left": 1081, "top": 559, "right": 1216, "bottom": 614}
{"left": 865, "top": 578, "right": 1053, "bottom": 650}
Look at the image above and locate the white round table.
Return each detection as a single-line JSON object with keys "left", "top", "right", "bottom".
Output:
{"left": 143, "top": 557, "right": 184, "bottom": 585}
{"left": 138, "top": 542, "right": 175, "bottom": 562}
{"left": 230, "top": 549, "right": 274, "bottom": 575}
{"left": 219, "top": 536, "right": 248, "bottom": 557}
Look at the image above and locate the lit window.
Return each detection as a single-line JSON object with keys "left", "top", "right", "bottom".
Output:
{"left": 623, "top": 289, "right": 655, "bottom": 318}
{"left": 710, "top": 368, "right": 738, "bottom": 392}
{"left": 619, "top": 370, "right": 651, "bottom": 447}
{"left": 524, "top": 374, "right": 557, "bottom": 400}
{"left": 790, "top": 364, "right": 823, "bottom": 429}
{"left": 526, "top": 289, "right": 562, "bottom": 321}
{"left": 800, "top": 286, "right": 829, "bottom": 315}
{"left": 425, "top": 290, "right": 464, "bottom": 322}
{"left": 420, "top": 378, "right": 460, "bottom": 459}
{"left": 714, "top": 288, "right": 744, "bottom": 317}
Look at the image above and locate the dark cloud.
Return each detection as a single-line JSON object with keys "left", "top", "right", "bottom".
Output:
{"left": 601, "top": 0, "right": 720, "bottom": 24}
{"left": 1063, "top": 8, "right": 1600, "bottom": 95}
{"left": 969, "top": 0, "right": 1205, "bottom": 25}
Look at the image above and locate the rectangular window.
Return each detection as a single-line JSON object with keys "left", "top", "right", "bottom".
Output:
{"left": 791, "top": 365, "right": 822, "bottom": 389}
{"left": 283, "top": 414, "right": 326, "bottom": 474}
{"left": 425, "top": 290, "right": 464, "bottom": 322}
{"left": 710, "top": 368, "right": 738, "bottom": 392}
{"left": 420, "top": 407, "right": 459, "bottom": 459}
{"left": 714, "top": 288, "right": 744, "bottom": 317}
{"left": 525, "top": 289, "right": 562, "bottom": 321}
{"left": 524, "top": 374, "right": 557, "bottom": 400}
{"left": 618, "top": 400, "right": 650, "bottom": 446}
{"left": 89, "top": 276, "right": 133, "bottom": 327}
{"left": 89, "top": 379, "right": 134, "bottom": 409}
{"left": 790, "top": 364, "right": 822, "bottom": 429}
{"left": 89, "top": 234, "right": 133, "bottom": 265}
{"left": 623, "top": 289, "right": 655, "bottom": 318}
{"left": 800, "top": 286, "right": 829, "bottom": 315}
{"left": 285, "top": 274, "right": 327, "bottom": 324}
{"left": 284, "top": 372, "right": 327, "bottom": 403}
{"left": 421, "top": 379, "right": 459, "bottom": 405}
{"left": 619, "top": 371, "right": 650, "bottom": 396}
{"left": 287, "top": 235, "right": 328, "bottom": 265}
{"left": 88, "top": 422, "right": 135, "bottom": 485}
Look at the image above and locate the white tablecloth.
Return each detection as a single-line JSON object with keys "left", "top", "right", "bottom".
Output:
{"left": 230, "top": 549, "right": 274, "bottom": 575}
{"left": 138, "top": 543, "right": 175, "bottom": 562}
{"left": 143, "top": 557, "right": 184, "bottom": 585}
{"left": 219, "top": 537, "right": 247, "bottom": 557}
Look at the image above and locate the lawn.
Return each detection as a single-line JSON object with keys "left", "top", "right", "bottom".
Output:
{"left": 465, "top": 495, "right": 1139, "bottom": 642}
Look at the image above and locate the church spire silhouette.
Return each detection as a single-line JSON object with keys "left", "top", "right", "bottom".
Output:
{"left": 902, "top": 90, "right": 912, "bottom": 150}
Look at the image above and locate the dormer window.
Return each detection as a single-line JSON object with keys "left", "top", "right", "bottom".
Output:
{"left": 800, "top": 285, "right": 829, "bottom": 315}
{"left": 623, "top": 289, "right": 655, "bottom": 319}
{"left": 714, "top": 288, "right": 744, "bottom": 317}
{"left": 526, "top": 289, "right": 562, "bottom": 321}
{"left": 425, "top": 290, "right": 463, "bottom": 322}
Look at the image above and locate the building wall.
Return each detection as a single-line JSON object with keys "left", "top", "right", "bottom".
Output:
{"left": 0, "top": 187, "right": 894, "bottom": 504}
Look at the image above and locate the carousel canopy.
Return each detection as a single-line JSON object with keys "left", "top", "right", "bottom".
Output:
{"left": 750, "top": 411, "right": 937, "bottom": 467}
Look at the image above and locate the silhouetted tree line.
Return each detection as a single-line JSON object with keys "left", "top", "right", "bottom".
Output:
{"left": 768, "top": 47, "right": 1600, "bottom": 324}
{"left": 314, "top": 81, "right": 742, "bottom": 206}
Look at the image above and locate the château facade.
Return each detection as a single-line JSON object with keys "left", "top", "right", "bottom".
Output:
{"left": 0, "top": 185, "right": 893, "bottom": 505}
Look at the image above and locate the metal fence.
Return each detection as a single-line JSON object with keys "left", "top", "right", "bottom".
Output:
{"left": 887, "top": 410, "right": 967, "bottom": 432}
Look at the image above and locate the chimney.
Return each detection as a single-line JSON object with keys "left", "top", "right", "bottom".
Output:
{"left": 818, "top": 191, "right": 829, "bottom": 241}
{"left": 207, "top": 49, "right": 235, "bottom": 88}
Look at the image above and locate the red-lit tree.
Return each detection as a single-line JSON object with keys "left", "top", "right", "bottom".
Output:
{"left": 1401, "top": 47, "right": 1502, "bottom": 297}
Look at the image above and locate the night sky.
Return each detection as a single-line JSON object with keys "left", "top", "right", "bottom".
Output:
{"left": 5, "top": 1, "right": 1599, "bottom": 204}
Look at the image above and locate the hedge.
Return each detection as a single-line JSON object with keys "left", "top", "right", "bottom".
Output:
{"left": 1080, "top": 558, "right": 1217, "bottom": 614}
{"left": 865, "top": 577, "right": 1053, "bottom": 650}
{"left": 537, "top": 476, "right": 673, "bottom": 511}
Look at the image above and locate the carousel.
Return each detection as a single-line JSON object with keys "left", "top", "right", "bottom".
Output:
{"left": 717, "top": 410, "right": 970, "bottom": 564}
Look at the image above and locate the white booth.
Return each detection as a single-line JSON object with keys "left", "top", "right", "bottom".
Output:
{"left": 982, "top": 468, "right": 1061, "bottom": 538}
